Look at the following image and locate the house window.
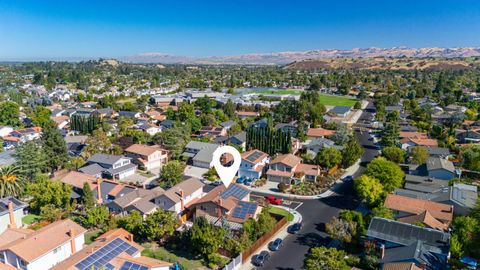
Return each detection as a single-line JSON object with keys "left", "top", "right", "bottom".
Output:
{"left": 0, "top": 252, "right": 5, "bottom": 263}
{"left": 53, "top": 246, "right": 61, "bottom": 254}
{"left": 19, "top": 259, "right": 27, "bottom": 270}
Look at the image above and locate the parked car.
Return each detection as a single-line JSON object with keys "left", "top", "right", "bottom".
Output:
{"left": 236, "top": 177, "right": 246, "bottom": 184}
{"left": 265, "top": 196, "right": 282, "bottom": 205}
{"left": 268, "top": 238, "right": 283, "bottom": 251}
{"left": 253, "top": 251, "right": 270, "bottom": 267}
{"left": 288, "top": 222, "right": 302, "bottom": 234}
{"left": 244, "top": 178, "right": 253, "bottom": 186}
{"left": 211, "top": 180, "right": 222, "bottom": 186}
{"left": 342, "top": 175, "right": 353, "bottom": 183}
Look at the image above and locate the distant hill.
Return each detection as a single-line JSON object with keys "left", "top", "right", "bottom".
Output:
{"left": 284, "top": 57, "right": 480, "bottom": 71}
{"left": 122, "top": 47, "right": 480, "bottom": 65}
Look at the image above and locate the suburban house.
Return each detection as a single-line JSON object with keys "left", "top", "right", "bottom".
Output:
{"left": 3, "top": 127, "right": 42, "bottom": 149}
{"left": 191, "top": 184, "right": 261, "bottom": 230}
{"left": 401, "top": 137, "right": 438, "bottom": 150}
{"left": 236, "top": 111, "right": 259, "bottom": 119}
{"left": 108, "top": 187, "right": 164, "bottom": 218}
{"left": 0, "top": 126, "right": 13, "bottom": 137}
{"left": 80, "top": 154, "right": 137, "bottom": 180}
{"left": 64, "top": 135, "right": 88, "bottom": 157}
{"left": 327, "top": 106, "right": 352, "bottom": 118}
{"left": 384, "top": 194, "right": 453, "bottom": 232}
{"left": 138, "top": 123, "right": 162, "bottom": 136}
{"left": 0, "top": 219, "right": 86, "bottom": 270}
{"left": 118, "top": 111, "right": 142, "bottom": 118}
{"left": 198, "top": 126, "right": 227, "bottom": 138}
{"left": 306, "top": 127, "right": 335, "bottom": 139}
{"left": 51, "top": 115, "right": 70, "bottom": 130}
{"left": 153, "top": 177, "right": 204, "bottom": 215}
{"left": 0, "top": 197, "right": 26, "bottom": 234}
{"left": 124, "top": 144, "right": 168, "bottom": 171}
{"left": 183, "top": 141, "right": 219, "bottom": 168}
{"left": 395, "top": 181, "right": 478, "bottom": 216}
{"left": 266, "top": 154, "right": 321, "bottom": 184}
{"left": 55, "top": 171, "right": 136, "bottom": 204}
{"left": 238, "top": 149, "right": 269, "bottom": 179}
{"left": 426, "top": 157, "right": 456, "bottom": 180}
{"left": 366, "top": 217, "right": 450, "bottom": 270}
{"left": 51, "top": 228, "right": 172, "bottom": 270}
{"left": 303, "top": 137, "right": 344, "bottom": 157}
{"left": 455, "top": 128, "right": 480, "bottom": 144}
{"left": 220, "top": 120, "right": 235, "bottom": 131}
{"left": 228, "top": 131, "right": 247, "bottom": 151}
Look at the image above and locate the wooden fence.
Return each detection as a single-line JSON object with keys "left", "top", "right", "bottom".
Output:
{"left": 241, "top": 217, "right": 287, "bottom": 263}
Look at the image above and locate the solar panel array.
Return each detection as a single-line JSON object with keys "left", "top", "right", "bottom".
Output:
{"left": 120, "top": 261, "right": 149, "bottom": 270}
{"left": 220, "top": 184, "right": 249, "bottom": 200}
{"left": 75, "top": 238, "right": 138, "bottom": 270}
{"left": 232, "top": 201, "right": 257, "bottom": 219}
{"left": 246, "top": 151, "right": 263, "bottom": 162}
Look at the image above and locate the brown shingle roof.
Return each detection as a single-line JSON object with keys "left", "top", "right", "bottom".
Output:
{"left": 125, "top": 144, "right": 164, "bottom": 157}
{"left": 270, "top": 154, "right": 301, "bottom": 168}
{"left": 241, "top": 149, "right": 268, "bottom": 165}
{"left": 397, "top": 210, "right": 449, "bottom": 232}
{"left": 385, "top": 194, "right": 453, "bottom": 224}
{"left": 0, "top": 219, "right": 86, "bottom": 263}
{"left": 307, "top": 128, "right": 335, "bottom": 137}
{"left": 383, "top": 262, "right": 422, "bottom": 270}
{"left": 162, "top": 177, "right": 204, "bottom": 203}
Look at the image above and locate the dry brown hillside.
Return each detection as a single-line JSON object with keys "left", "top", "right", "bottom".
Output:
{"left": 284, "top": 57, "right": 480, "bottom": 71}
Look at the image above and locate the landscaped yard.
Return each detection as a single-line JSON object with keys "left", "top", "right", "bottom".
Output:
{"left": 84, "top": 229, "right": 103, "bottom": 244}
{"left": 318, "top": 93, "right": 357, "bottom": 106}
{"left": 142, "top": 243, "right": 208, "bottom": 270}
{"left": 269, "top": 206, "right": 294, "bottom": 221}
{"left": 22, "top": 214, "right": 41, "bottom": 225}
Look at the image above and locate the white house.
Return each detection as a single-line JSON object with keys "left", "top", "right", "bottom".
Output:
{"left": 0, "top": 197, "right": 26, "bottom": 234}
{"left": 238, "top": 149, "right": 269, "bottom": 179}
{"left": 81, "top": 154, "right": 137, "bottom": 180}
{"left": 0, "top": 126, "right": 13, "bottom": 138}
{"left": 124, "top": 144, "right": 168, "bottom": 171}
{"left": 0, "top": 219, "right": 86, "bottom": 270}
{"left": 153, "top": 177, "right": 204, "bottom": 215}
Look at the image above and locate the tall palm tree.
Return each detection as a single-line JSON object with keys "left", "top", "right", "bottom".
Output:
{"left": 0, "top": 165, "right": 25, "bottom": 197}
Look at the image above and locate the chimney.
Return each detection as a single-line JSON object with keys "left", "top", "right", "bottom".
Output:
{"left": 96, "top": 178, "right": 103, "bottom": 205}
{"left": 69, "top": 228, "right": 76, "bottom": 254}
{"left": 7, "top": 202, "right": 17, "bottom": 229}
{"left": 380, "top": 244, "right": 385, "bottom": 259}
{"left": 179, "top": 189, "right": 185, "bottom": 212}
{"left": 126, "top": 233, "right": 133, "bottom": 243}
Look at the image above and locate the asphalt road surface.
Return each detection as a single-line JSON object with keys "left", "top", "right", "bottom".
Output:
{"left": 252, "top": 101, "right": 378, "bottom": 270}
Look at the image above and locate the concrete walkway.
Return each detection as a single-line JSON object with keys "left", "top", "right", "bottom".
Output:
{"left": 240, "top": 206, "right": 302, "bottom": 270}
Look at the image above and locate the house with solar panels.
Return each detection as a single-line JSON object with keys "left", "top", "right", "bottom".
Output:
{"left": 239, "top": 149, "right": 269, "bottom": 179}
{"left": 190, "top": 184, "right": 261, "bottom": 230}
{"left": 0, "top": 219, "right": 86, "bottom": 270}
{"left": 51, "top": 228, "right": 172, "bottom": 270}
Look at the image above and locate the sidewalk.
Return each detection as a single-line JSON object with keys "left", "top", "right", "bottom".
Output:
{"left": 240, "top": 206, "right": 302, "bottom": 270}
{"left": 246, "top": 159, "right": 362, "bottom": 200}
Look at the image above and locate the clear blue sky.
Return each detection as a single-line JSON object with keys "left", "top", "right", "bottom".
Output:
{"left": 1, "top": 0, "right": 480, "bottom": 60}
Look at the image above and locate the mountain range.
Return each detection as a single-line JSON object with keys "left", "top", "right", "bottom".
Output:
{"left": 121, "top": 47, "right": 480, "bottom": 65}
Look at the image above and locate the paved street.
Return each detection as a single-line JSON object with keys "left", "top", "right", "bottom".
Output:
{"left": 251, "top": 102, "right": 378, "bottom": 270}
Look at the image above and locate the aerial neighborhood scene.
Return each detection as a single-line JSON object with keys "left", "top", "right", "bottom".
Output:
{"left": 1, "top": 1, "right": 480, "bottom": 270}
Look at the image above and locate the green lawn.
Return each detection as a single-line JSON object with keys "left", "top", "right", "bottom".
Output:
{"left": 318, "top": 93, "right": 357, "bottom": 106}
{"left": 253, "top": 89, "right": 303, "bottom": 95}
{"left": 269, "top": 206, "right": 294, "bottom": 221}
{"left": 142, "top": 244, "right": 208, "bottom": 270}
{"left": 22, "top": 214, "right": 41, "bottom": 225}
{"left": 84, "top": 229, "right": 103, "bottom": 244}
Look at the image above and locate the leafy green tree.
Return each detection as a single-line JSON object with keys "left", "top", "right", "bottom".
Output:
{"left": 316, "top": 148, "right": 342, "bottom": 169}
{"left": 0, "top": 101, "right": 20, "bottom": 126}
{"left": 326, "top": 216, "right": 357, "bottom": 244}
{"left": 82, "top": 129, "right": 112, "bottom": 158}
{"left": 14, "top": 141, "right": 48, "bottom": 181}
{"left": 191, "top": 217, "right": 225, "bottom": 258}
{"left": 382, "top": 146, "right": 405, "bottom": 163}
{"left": 304, "top": 247, "right": 350, "bottom": 270}
{"left": 341, "top": 138, "right": 364, "bottom": 167}
{"left": 159, "top": 161, "right": 184, "bottom": 187}
{"left": 339, "top": 210, "right": 366, "bottom": 236}
{"left": 82, "top": 206, "right": 110, "bottom": 229}
{"left": 154, "top": 126, "right": 191, "bottom": 158}
{"left": 382, "top": 122, "right": 400, "bottom": 147}
{"left": 81, "top": 182, "right": 95, "bottom": 209}
{"left": 365, "top": 157, "right": 404, "bottom": 193}
{"left": 461, "top": 145, "right": 480, "bottom": 171}
{"left": 223, "top": 99, "right": 236, "bottom": 119}
{"left": 451, "top": 216, "right": 480, "bottom": 258}
{"left": 195, "top": 96, "right": 216, "bottom": 114}
{"left": 411, "top": 146, "right": 430, "bottom": 165}
{"left": 141, "top": 209, "right": 177, "bottom": 241}
{"left": 177, "top": 103, "right": 195, "bottom": 122}
{"left": 370, "top": 206, "right": 394, "bottom": 220}
{"left": 117, "top": 210, "right": 144, "bottom": 240}
{"left": 26, "top": 174, "right": 72, "bottom": 213}
{"left": 31, "top": 106, "right": 52, "bottom": 128}
{"left": 354, "top": 175, "right": 384, "bottom": 206}
{"left": 67, "top": 156, "right": 86, "bottom": 170}
{"left": 41, "top": 120, "right": 69, "bottom": 172}
{"left": 39, "top": 204, "right": 64, "bottom": 222}
{"left": 0, "top": 165, "right": 26, "bottom": 197}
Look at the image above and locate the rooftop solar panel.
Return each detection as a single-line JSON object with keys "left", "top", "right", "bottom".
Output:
{"left": 120, "top": 261, "right": 149, "bottom": 270}
{"left": 75, "top": 238, "right": 139, "bottom": 270}
{"left": 220, "top": 184, "right": 249, "bottom": 200}
{"left": 232, "top": 201, "right": 258, "bottom": 219}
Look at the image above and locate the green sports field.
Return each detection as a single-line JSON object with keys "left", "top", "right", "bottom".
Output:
{"left": 318, "top": 93, "right": 357, "bottom": 106}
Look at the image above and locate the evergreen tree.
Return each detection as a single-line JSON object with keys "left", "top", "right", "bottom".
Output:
{"left": 41, "top": 120, "right": 69, "bottom": 172}
{"left": 82, "top": 182, "right": 95, "bottom": 209}
{"left": 14, "top": 141, "right": 48, "bottom": 181}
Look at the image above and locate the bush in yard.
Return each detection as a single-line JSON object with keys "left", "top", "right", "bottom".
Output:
{"left": 278, "top": 182, "right": 291, "bottom": 192}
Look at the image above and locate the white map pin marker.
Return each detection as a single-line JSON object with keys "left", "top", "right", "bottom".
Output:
{"left": 212, "top": 146, "right": 241, "bottom": 188}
